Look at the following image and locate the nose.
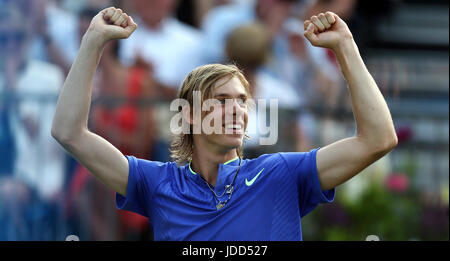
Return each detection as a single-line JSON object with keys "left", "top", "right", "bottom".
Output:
{"left": 224, "top": 99, "right": 245, "bottom": 115}
{"left": 224, "top": 99, "right": 246, "bottom": 125}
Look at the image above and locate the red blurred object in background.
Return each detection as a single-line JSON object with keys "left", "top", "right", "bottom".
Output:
{"left": 385, "top": 173, "right": 410, "bottom": 193}
{"left": 396, "top": 125, "right": 413, "bottom": 144}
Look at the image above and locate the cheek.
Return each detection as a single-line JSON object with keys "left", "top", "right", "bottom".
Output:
{"left": 202, "top": 106, "right": 224, "bottom": 125}
{"left": 213, "top": 105, "right": 226, "bottom": 120}
{"left": 240, "top": 106, "right": 248, "bottom": 119}
{"left": 244, "top": 111, "right": 249, "bottom": 128}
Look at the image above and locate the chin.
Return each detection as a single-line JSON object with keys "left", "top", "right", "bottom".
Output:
{"left": 222, "top": 134, "right": 244, "bottom": 148}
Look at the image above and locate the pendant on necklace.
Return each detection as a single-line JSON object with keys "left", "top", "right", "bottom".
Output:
{"left": 225, "top": 185, "right": 233, "bottom": 194}
{"left": 216, "top": 203, "right": 225, "bottom": 210}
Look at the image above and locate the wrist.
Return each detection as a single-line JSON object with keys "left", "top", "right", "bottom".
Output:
{"left": 82, "top": 28, "right": 108, "bottom": 50}
{"left": 333, "top": 36, "right": 357, "bottom": 58}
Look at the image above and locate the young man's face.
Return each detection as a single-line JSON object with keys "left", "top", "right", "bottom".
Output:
{"left": 193, "top": 76, "right": 249, "bottom": 153}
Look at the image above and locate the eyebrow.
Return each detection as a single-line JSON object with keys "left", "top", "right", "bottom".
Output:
{"left": 213, "top": 93, "right": 248, "bottom": 99}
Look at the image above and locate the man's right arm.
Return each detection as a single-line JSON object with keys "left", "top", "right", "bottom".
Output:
{"left": 51, "top": 7, "right": 137, "bottom": 196}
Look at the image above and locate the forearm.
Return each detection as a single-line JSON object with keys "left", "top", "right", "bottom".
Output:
{"left": 52, "top": 32, "right": 105, "bottom": 142}
{"left": 334, "top": 39, "right": 397, "bottom": 148}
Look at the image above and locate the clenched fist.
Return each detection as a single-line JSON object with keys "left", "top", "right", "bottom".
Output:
{"left": 303, "top": 12, "right": 353, "bottom": 51}
{"left": 85, "top": 7, "right": 137, "bottom": 46}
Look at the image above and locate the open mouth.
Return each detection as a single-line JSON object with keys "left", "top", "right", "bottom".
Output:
{"left": 222, "top": 123, "right": 244, "bottom": 134}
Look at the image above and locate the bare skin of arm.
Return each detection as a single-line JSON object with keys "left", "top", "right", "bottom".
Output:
{"left": 303, "top": 12, "right": 398, "bottom": 191}
{"left": 51, "top": 7, "right": 138, "bottom": 196}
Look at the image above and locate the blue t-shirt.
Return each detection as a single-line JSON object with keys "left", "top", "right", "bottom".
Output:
{"left": 116, "top": 148, "right": 335, "bottom": 241}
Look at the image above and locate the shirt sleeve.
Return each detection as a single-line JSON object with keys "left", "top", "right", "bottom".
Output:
{"left": 279, "top": 148, "right": 335, "bottom": 217}
{"left": 115, "top": 156, "right": 168, "bottom": 217}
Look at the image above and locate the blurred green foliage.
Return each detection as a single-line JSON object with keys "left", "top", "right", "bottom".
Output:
{"left": 302, "top": 178, "right": 448, "bottom": 241}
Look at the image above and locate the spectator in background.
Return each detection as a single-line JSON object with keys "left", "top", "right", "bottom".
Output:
{"left": 27, "top": 0, "right": 127, "bottom": 76}
{"left": 302, "top": 0, "right": 357, "bottom": 21}
{"left": 175, "top": 0, "right": 232, "bottom": 28}
{"left": 25, "top": 0, "right": 78, "bottom": 76}
{"left": 119, "top": 0, "right": 204, "bottom": 96}
{"left": 225, "top": 23, "right": 312, "bottom": 156}
{"left": 0, "top": 2, "right": 65, "bottom": 240}
{"left": 1, "top": 1, "right": 65, "bottom": 204}
{"left": 202, "top": 0, "right": 345, "bottom": 149}
{"left": 202, "top": 0, "right": 298, "bottom": 63}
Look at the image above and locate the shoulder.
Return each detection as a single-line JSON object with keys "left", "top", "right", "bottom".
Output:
{"left": 244, "top": 153, "right": 286, "bottom": 170}
{"left": 277, "top": 149, "right": 321, "bottom": 182}
{"left": 245, "top": 150, "right": 320, "bottom": 176}
{"left": 127, "top": 156, "right": 182, "bottom": 179}
{"left": 241, "top": 153, "right": 299, "bottom": 186}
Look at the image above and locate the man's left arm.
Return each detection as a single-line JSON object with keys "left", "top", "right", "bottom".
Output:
{"left": 303, "top": 12, "right": 398, "bottom": 191}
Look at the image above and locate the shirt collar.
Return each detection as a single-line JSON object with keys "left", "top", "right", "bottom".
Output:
{"left": 187, "top": 156, "right": 240, "bottom": 175}
{"left": 185, "top": 157, "right": 242, "bottom": 191}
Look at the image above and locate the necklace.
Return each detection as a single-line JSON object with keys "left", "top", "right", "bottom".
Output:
{"left": 203, "top": 158, "right": 242, "bottom": 210}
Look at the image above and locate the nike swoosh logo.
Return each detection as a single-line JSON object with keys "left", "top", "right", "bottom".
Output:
{"left": 245, "top": 168, "right": 264, "bottom": 187}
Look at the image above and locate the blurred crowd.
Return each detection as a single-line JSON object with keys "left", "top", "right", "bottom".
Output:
{"left": 0, "top": 0, "right": 448, "bottom": 240}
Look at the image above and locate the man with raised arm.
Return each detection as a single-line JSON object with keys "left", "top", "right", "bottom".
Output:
{"left": 52, "top": 7, "right": 397, "bottom": 240}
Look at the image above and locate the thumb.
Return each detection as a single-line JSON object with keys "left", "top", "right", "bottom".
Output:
{"left": 303, "top": 22, "right": 319, "bottom": 46}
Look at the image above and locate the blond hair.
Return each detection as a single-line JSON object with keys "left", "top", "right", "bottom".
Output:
{"left": 169, "top": 64, "right": 252, "bottom": 165}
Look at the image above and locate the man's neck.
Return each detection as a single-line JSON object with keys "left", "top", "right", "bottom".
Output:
{"left": 190, "top": 144, "right": 239, "bottom": 187}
